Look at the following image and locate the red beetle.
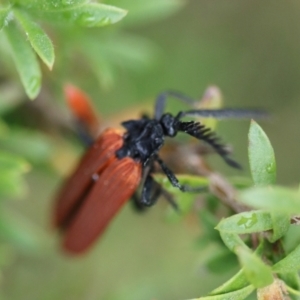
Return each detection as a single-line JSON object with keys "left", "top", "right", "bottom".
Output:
{"left": 54, "top": 85, "right": 266, "bottom": 254}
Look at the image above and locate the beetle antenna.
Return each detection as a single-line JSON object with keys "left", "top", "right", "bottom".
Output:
{"left": 154, "top": 90, "right": 198, "bottom": 120}
{"left": 178, "top": 121, "right": 241, "bottom": 169}
{"left": 178, "top": 108, "right": 268, "bottom": 120}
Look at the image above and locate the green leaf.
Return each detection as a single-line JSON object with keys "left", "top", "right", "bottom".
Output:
{"left": 0, "top": 151, "right": 30, "bottom": 198}
{"left": 219, "top": 231, "right": 249, "bottom": 253}
{"left": 37, "top": 3, "right": 127, "bottom": 27}
{"left": 64, "top": 3, "right": 127, "bottom": 27}
{"left": 210, "top": 269, "right": 249, "bottom": 295}
{"left": 190, "top": 285, "right": 254, "bottom": 300}
{"left": 0, "top": 128, "right": 53, "bottom": 164}
{"left": 279, "top": 271, "right": 300, "bottom": 291}
{"left": 14, "top": 9, "right": 55, "bottom": 69}
{"left": 0, "top": 7, "right": 11, "bottom": 31}
{"left": 236, "top": 247, "right": 273, "bottom": 288}
{"left": 239, "top": 186, "right": 300, "bottom": 214}
{"left": 285, "top": 285, "right": 300, "bottom": 297}
{"left": 210, "top": 242, "right": 265, "bottom": 295}
{"left": 273, "top": 243, "right": 300, "bottom": 273}
{"left": 0, "top": 171, "right": 27, "bottom": 199}
{"left": 267, "top": 212, "right": 290, "bottom": 243}
{"left": 14, "top": 0, "right": 88, "bottom": 11}
{"left": 216, "top": 211, "right": 273, "bottom": 235}
{"left": 0, "top": 151, "right": 29, "bottom": 174}
{"left": 248, "top": 120, "right": 276, "bottom": 185}
{"left": 3, "top": 20, "right": 41, "bottom": 99}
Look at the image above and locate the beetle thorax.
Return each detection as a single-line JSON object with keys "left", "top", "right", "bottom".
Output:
{"left": 116, "top": 118, "right": 165, "bottom": 164}
{"left": 116, "top": 114, "right": 180, "bottom": 164}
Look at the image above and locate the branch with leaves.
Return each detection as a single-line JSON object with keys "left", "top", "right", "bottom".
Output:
{"left": 0, "top": 0, "right": 127, "bottom": 98}
{"left": 159, "top": 120, "right": 300, "bottom": 300}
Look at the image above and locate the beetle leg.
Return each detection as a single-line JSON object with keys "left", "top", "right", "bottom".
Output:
{"left": 155, "top": 156, "right": 207, "bottom": 193}
{"left": 140, "top": 175, "right": 161, "bottom": 206}
{"left": 131, "top": 192, "right": 146, "bottom": 212}
{"left": 139, "top": 175, "right": 179, "bottom": 210}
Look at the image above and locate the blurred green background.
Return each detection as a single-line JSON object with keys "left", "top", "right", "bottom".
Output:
{"left": 1, "top": 0, "right": 300, "bottom": 299}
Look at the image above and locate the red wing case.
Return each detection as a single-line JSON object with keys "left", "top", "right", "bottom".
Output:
{"left": 54, "top": 128, "right": 123, "bottom": 229}
{"left": 62, "top": 156, "right": 142, "bottom": 254}
{"left": 64, "top": 84, "right": 100, "bottom": 138}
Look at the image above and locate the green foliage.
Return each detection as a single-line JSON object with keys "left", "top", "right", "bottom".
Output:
{"left": 0, "top": 0, "right": 127, "bottom": 99}
{"left": 188, "top": 121, "right": 300, "bottom": 299}
{"left": 153, "top": 110, "right": 300, "bottom": 298}
{"left": 13, "top": 9, "right": 55, "bottom": 69}
{"left": 0, "top": 151, "right": 29, "bottom": 198}
{"left": 248, "top": 120, "right": 276, "bottom": 186}
{"left": 192, "top": 285, "right": 255, "bottom": 300}
{"left": 3, "top": 20, "right": 41, "bottom": 99}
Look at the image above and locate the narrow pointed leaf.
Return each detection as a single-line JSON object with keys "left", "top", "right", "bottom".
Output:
{"left": 279, "top": 272, "right": 300, "bottom": 291}
{"left": 273, "top": 243, "right": 300, "bottom": 273}
{"left": 4, "top": 20, "right": 41, "bottom": 99}
{"left": 13, "top": 0, "right": 88, "bottom": 11}
{"left": 210, "top": 242, "right": 265, "bottom": 295}
{"left": 0, "top": 7, "right": 10, "bottom": 30}
{"left": 38, "top": 3, "right": 127, "bottom": 27}
{"left": 285, "top": 285, "right": 300, "bottom": 297}
{"left": 216, "top": 211, "right": 273, "bottom": 235}
{"left": 68, "top": 3, "right": 127, "bottom": 26}
{"left": 236, "top": 247, "right": 273, "bottom": 288}
{"left": 267, "top": 212, "right": 290, "bottom": 243}
{"left": 210, "top": 269, "right": 249, "bottom": 295}
{"left": 248, "top": 120, "right": 276, "bottom": 185}
{"left": 239, "top": 186, "right": 300, "bottom": 214}
{"left": 14, "top": 9, "right": 54, "bottom": 69}
{"left": 219, "top": 231, "right": 248, "bottom": 253}
{"left": 191, "top": 285, "right": 254, "bottom": 300}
